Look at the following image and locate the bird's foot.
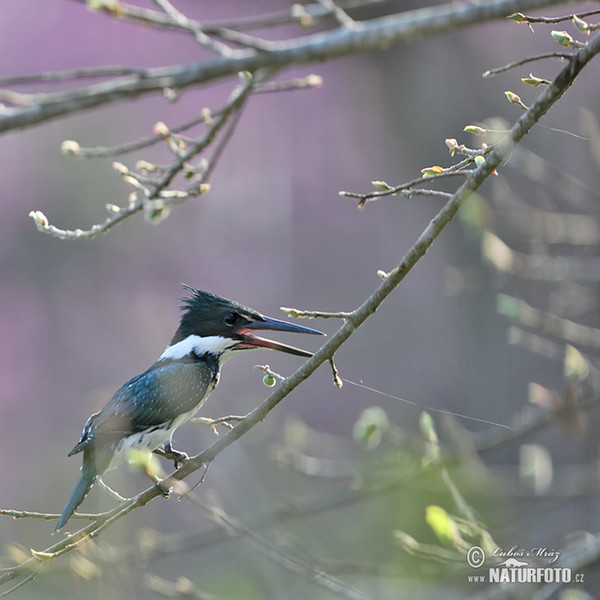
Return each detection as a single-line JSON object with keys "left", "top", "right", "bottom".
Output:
{"left": 153, "top": 442, "right": 189, "bottom": 469}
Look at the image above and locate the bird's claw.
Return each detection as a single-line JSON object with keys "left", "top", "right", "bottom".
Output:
{"left": 153, "top": 443, "right": 189, "bottom": 469}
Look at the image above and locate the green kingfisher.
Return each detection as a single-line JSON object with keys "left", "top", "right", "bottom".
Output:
{"left": 55, "top": 286, "right": 323, "bottom": 532}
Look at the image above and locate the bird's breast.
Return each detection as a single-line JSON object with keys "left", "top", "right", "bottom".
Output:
{"left": 104, "top": 358, "right": 221, "bottom": 471}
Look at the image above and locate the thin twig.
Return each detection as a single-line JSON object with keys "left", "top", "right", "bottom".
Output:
{"left": 152, "top": 0, "right": 236, "bottom": 56}
{"left": 194, "top": 0, "right": 390, "bottom": 31}
{"left": 65, "top": 74, "right": 322, "bottom": 159}
{"left": 339, "top": 170, "right": 471, "bottom": 209}
{"left": 0, "top": 66, "right": 148, "bottom": 86}
{"left": 509, "top": 8, "right": 600, "bottom": 24}
{"left": 0, "top": 509, "right": 97, "bottom": 521}
{"left": 280, "top": 307, "right": 353, "bottom": 319}
{"left": 0, "top": 565, "right": 44, "bottom": 600}
{"left": 483, "top": 51, "right": 572, "bottom": 77}
{"left": 317, "top": 0, "right": 361, "bottom": 29}
{"left": 186, "top": 495, "right": 370, "bottom": 600}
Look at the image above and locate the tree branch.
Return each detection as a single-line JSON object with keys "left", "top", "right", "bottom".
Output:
{"left": 28, "top": 69, "right": 269, "bottom": 239}
{"left": 0, "top": 0, "right": 576, "bottom": 134}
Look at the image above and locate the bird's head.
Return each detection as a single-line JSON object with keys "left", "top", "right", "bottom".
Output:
{"left": 161, "top": 286, "right": 324, "bottom": 361}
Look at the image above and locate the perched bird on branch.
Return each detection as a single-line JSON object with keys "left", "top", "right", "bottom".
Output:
{"left": 55, "top": 286, "right": 323, "bottom": 532}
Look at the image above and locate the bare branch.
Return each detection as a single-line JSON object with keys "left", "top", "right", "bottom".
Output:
{"left": 29, "top": 70, "right": 269, "bottom": 239}
{"left": 0, "top": 0, "right": 577, "bottom": 135}
{"left": 483, "top": 51, "right": 572, "bottom": 76}
{"left": 509, "top": 8, "right": 600, "bottom": 24}
{"left": 68, "top": 74, "right": 322, "bottom": 159}
{"left": 339, "top": 170, "right": 471, "bottom": 209}
{"left": 316, "top": 0, "right": 362, "bottom": 29}
{"left": 0, "top": 66, "right": 147, "bottom": 86}
{"left": 187, "top": 495, "right": 370, "bottom": 600}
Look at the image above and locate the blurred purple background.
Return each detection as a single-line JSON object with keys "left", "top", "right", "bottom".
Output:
{"left": 2, "top": 1, "right": 600, "bottom": 598}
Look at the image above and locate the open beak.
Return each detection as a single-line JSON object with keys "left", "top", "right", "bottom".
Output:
{"left": 235, "top": 315, "right": 325, "bottom": 358}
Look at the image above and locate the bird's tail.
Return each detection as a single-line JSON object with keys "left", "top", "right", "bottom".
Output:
{"left": 54, "top": 467, "right": 97, "bottom": 533}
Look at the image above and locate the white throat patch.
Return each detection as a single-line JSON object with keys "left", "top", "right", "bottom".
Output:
{"left": 159, "top": 335, "right": 237, "bottom": 361}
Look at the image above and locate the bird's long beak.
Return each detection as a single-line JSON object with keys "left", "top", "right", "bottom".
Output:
{"left": 235, "top": 315, "right": 325, "bottom": 358}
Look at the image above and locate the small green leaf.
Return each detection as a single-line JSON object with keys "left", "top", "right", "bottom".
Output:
{"left": 564, "top": 345, "right": 589, "bottom": 382}
{"left": 419, "top": 412, "right": 437, "bottom": 445}
{"left": 353, "top": 406, "right": 389, "bottom": 449}
{"left": 496, "top": 293, "right": 520, "bottom": 319}
{"left": 425, "top": 505, "right": 460, "bottom": 547}
{"left": 521, "top": 73, "right": 548, "bottom": 87}
{"left": 143, "top": 199, "right": 171, "bottom": 225}
{"left": 464, "top": 125, "right": 486, "bottom": 136}
{"left": 551, "top": 30, "right": 573, "bottom": 47}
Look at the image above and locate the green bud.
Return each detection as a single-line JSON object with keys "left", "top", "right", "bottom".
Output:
{"left": 144, "top": 199, "right": 171, "bottom": 225}
{"left": 464, "top": 125, "right": 486, "bottom": 136}
{"left": 371, "top": 180, "right": 393, "bottom": 191}
{"left": 521, "top": 73, "right": 548, "bottom": 87}
{"left": 263, "top": 374, "right": 276, "bottom": 387}
{"left": 445, "top": 138, "right": 458, "bottom": 156}
{"left": 86, "top": 0, "right": 123, "bottom": 14}
{"left": 564, "top": 344, "right": 589, "bottom": 382}
{"left": 505, "top": 91, "right": 523, "bottom": 106}
{"left": 421, "top": 165, "right": 444, "bottom": 178}
{"left": 507, "top": 12, "right": 526, "bottom": 23}
{"left": 551, "top": 30, "right": 574, "bottom": 47}
{"left": 572, "top": 15, "right": 589, "bottom": 34}
{"left": 419, "top": 412, "right": 438, "bottom": 445}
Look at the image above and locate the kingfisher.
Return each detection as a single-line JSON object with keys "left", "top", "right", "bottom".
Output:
{"left": 55, "top": 286, "right": 323, "bottom": 532}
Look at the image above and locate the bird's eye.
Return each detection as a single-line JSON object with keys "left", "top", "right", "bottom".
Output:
{"left": 223, "top": 312, "right": 238, "bottom": 326}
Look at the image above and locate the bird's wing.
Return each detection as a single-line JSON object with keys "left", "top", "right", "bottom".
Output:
{"left": 68, "top": 359, "right": 216, "bottom": 455}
